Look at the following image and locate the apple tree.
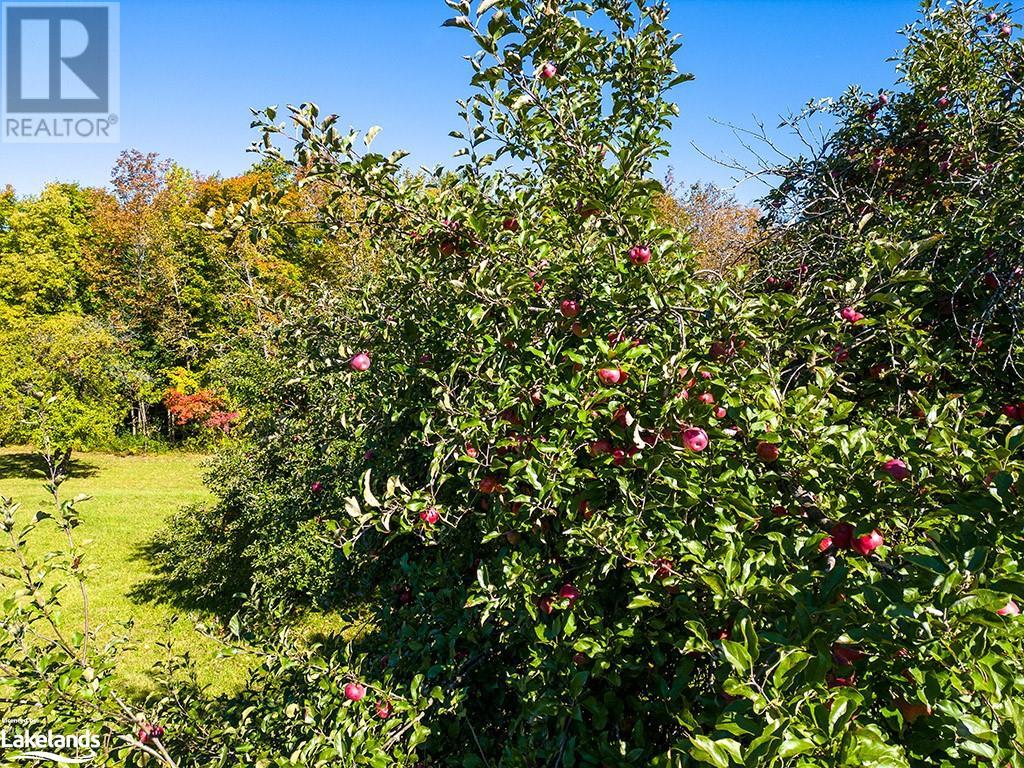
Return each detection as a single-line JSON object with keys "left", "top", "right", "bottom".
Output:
{"left": 142, "top": 0, "right": 1024, "bottom": 765}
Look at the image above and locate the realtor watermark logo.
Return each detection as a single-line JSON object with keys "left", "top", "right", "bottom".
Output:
{"left": 1, "top": 1, "right": 120, "bottom": 142}
{"left": 1, "top": 719, "right": 100, "bottom": 764}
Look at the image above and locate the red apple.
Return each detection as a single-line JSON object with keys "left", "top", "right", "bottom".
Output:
{"left": 578, "top": 499, "right": 593, "bottom": 520}
{"left": 881, "top": 458, "right": 911, "bottom": 481}
{"left": 420, "top": 506, "right": 440, "bottom": 525}
{"left": 709, "top": 340, "right": 733, "bottom": 360}
{"left": 311, "top": 481, "right": 324, "bottom": 494}
{"left": 832, "top": 643, "right": 866, "bottom": 666}
{"left": 502, "top": 217, "right": 520, "bottom": 232}
{"left": 612, "top": 406, "right": 630, "bottom": 427}
{"left": 895, "top": 698, "right": 932, "bottom": 723}
{"left": 465, "top": 444, "right": 479, "bottom": 458}
{"left": 653, "top": 558, "right": 674, "bottom": 579}
{"left": 756, "top": 441, "right": 780, "bottom": 463}
{"left": 589, "top": 439, "right": 612, "bottom": 456}
{"left": 987, "top": 11, "right": 999, "bottom": 23}
{"left": 999, "top": 23, "right": 1012, "bottom": 38}
{"left": 997, "top": 599, "right": 1020, "bottom": 616}
{"left": 840, "top": 306, "right": 865, "bottom": 324}
{"left": 479, "top": 476, "right": 502, "bottom": 494}
{"left": 537, "top": 595, "right": 555, "bottom": 615}
{"left": 612, "top": 448, "right": 627, "bottom": 465}
{"left": 818, "top": 535, "right": 834, "bottom": 553}
{"left": 344, "top": 683, "right": 366, "bottom": 702}
{"left": 375, "top": 701, "right": 393, "bottom": 719}
{"left": 713, "top": 406, "right": 727, "bottom": 419}
{"left": 558, "top": 583, "right": 580, "bottom": 603}
{"left": 540, "top": 62, "right": 558, "bottom": 79}
{"left": 628, "top": 245, "right": 652, "bottom": 266}
{"left": 831, "top": 522, "right": 855, "bottom": 549}
{"left": 698, "top": 392, "right": 715, "bottom": 405}
{"left": 827, "top": 672, "right": 856, "bottom": 688}
{"left": 560, "top": 299, "right": 580, "bottom": 318}
{"left": 350, "top": 352, "right": 371, "bottom": 372}
{"left": 854, "top": 529, "right": 884, "bottom": 556}
{"left": 682, "top": 427, "right": 709, "bottom": 453}
{"left": 598, "top": 367, "right": 623, "bottom": 385}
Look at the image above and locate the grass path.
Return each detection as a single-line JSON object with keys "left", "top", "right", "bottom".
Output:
{"left": 0, "top": 446, "right": 248, "bottom": 693}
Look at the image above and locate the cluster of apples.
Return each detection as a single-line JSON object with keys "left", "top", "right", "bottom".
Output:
{"left": 819, "top": 522, "right": 884, "bottom": 557}
{"left": 537, "top": 583, "right": 580, "bottom": 615}
{"left": 343, "top": 682, "right": 393, "bottom": 719}
{"left": 985, "top": 10, "right": 1013, "bottom": 38}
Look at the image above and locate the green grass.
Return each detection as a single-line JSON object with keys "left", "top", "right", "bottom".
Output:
{"left": 0, "top": 446, "right": 249, "bottom": 693}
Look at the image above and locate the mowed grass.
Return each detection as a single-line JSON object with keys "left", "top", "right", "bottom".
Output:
{"left": 0, "top": 446, "right": 249, "bottom": 694}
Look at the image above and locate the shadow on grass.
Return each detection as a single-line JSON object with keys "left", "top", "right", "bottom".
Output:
{"left": 127, "top": 532, "right": 247, "bottom": 617}
{"left": 0, "top": 450, "right": 100, "bottom": 481}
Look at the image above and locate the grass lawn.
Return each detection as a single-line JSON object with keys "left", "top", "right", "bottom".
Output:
{"left": 0, "top": 446, "right": 249, "bottom": 694}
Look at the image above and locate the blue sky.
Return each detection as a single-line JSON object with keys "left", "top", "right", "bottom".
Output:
{"left": 0, "top": 0, "right": 919, "bottom": 202}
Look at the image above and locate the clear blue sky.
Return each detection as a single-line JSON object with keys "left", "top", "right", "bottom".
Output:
{"left": 0, "top": 0, "right": 920, "bottom": 202}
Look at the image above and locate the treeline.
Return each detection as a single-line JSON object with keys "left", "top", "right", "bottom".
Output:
{"left": 0, "top": 150, "right": 367, "bottom": 449}
{"left": 0, "top": 150, "right": 757, "bottom": 451}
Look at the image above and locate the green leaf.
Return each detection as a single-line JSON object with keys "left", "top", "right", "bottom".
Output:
{"left": 689, "top": 735, "right": 730, "bottom": 768}
{"left": 772, "top": 649, "right": 811, "bottom": 690}
{"left": 720, "top": 639, "right": 752, "bottom": 677}
{"left": 442, "top": 15, "right": 472, "bottom": 29}
{"left": 627, "top": 594, "right": 659, "bottom": 609}
{"left": 362, "top": 469, "right": 380, "bottom": 508}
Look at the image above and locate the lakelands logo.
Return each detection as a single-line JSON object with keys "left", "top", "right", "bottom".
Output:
{"left": 1, "top": 1, "right": 120, "bottom": 142}
{"left": 0, "top": 722, "right": 100, "bottom": 764}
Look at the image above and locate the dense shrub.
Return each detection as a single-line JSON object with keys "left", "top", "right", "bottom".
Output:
{"left": 145, "top": 1, "right": 1024, "bottom": 766}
